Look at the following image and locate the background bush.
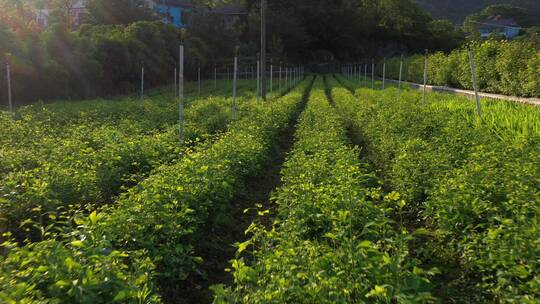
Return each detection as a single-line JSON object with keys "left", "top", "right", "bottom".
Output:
{"left": 385, "top": 39, "right": 540, "bottom": 97}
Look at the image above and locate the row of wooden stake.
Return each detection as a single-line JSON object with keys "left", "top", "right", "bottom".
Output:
{"left": 136, "top": 45, "right": 304, "bottom": 141}
{"left": 3, "top": 48, "right": 303, "bottom": 138}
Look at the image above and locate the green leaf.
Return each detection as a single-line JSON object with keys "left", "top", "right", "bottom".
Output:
{"left": 324, "top": 232, "right": 337, "bottom": 240}
{"left": 55, "top": 280, "right": 70, "bottom": 287}
{"left": 89, "top": 211, "right": 99, "bottom": 225}
{"left": 193, "top": 256, "right": 204, "bottom": 264}
{"left": 113, "top": 290, "right": 129, "bottom": 302}
{"left": 365, "top": 285, "right": 388, "bottom": 298}
{"left": 237, "top": 241, "right": 251, "bottom": 254}
{"left": 70, "top": 240, "right": 84, "bottom": 248}
{"left": 358, "top": 240, "right": 372, "bottom": 248}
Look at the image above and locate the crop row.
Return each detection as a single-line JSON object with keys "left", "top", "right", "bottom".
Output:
{"left": 333, "top": 75, "right": 540, "bottom": 303}
{"left": 0, "top": 95, "right": 236, "bottom": 241}
{"left": 0, "top": 77, "right": 311, "bottom": 303}
{"left": 216, "top": 78, "right": 434, "bottom": 303}
{"left": 0, "top": 79, "right": 269, "bottom": 241}
{"left": 0, "top": 79, "right": 258, "bottom": 161}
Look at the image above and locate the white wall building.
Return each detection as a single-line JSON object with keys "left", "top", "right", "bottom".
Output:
{"left": 35, "top": 0, "right": 88, "bottom": 29}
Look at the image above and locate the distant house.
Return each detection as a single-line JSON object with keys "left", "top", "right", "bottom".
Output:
{"left": 148, "top": 0, "right": 194, "bottom": 28}
{"left": 479, "top": 18, "right": 521, "bottom": 39}
{"left": 35, "top": 0, "right": 88, "bottom": 29}
{"left": 33, "top": 0, "right": 244, "bottom": 30}
{"left": 69, "top": 0, "right": 88, "bottom": 28}
{"left": 36, "top": 8, "right": 50, "bottom": 28}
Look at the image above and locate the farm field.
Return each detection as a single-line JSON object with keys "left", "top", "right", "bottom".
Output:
{"left": 3, "top": 0, "right": 540, "bottom": 302}
{"left": 0, "top": 74, "right": 539, "bottom": 304}
{"left": 0, "top": 79, "right": 270, "bottom": 241}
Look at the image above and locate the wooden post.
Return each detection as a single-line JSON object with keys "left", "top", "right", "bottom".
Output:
{"left": 423, "top": 50, "right": 428, "bottom": 103}
{"left": 214, "top": 65, "right": 217, "bottom": 89}
{"left": 140, "top": 65, "right": 144, "bottom": 100}
{"left": 6, "top": 60, "right": 12, "bottom": 112}
{"left": 398, "top": 55, "right": 403, "bottom": 91}
{"left": 285, "top": 66, "right": 288, "bottom": 89}
{"left": 364, "top": 63, "right": 367, "bottom": 84}
{"left": 198, "top": 64, "right": 201, "bottom": 97}
{"left": 261, "top": 0, "right": 267, "bottom": 100}
{"left": 468, "top": 49, "right": 482, "bottom": 116}
{"left": 179, "top": 45, "right": 184, "bottom": 141}
{"left": 279, "top": 64, "right": 282, "bottom": 93}
{"left": 232, "top": 46, "right": 239, "bottom": 119}
{"left": 270, "top": 63, "right": 273, "bottom": 94}
{"left": 256, "top": 60, "right": 260, "bottom": 99}
{"left": 174, "top": 66, "right": 177, "bottom": 97}
{"left": 371, "top": 59, "right": 375, "bottom": 89}
{"left": 382, "top": 57, "right": 386, "bottom": 90}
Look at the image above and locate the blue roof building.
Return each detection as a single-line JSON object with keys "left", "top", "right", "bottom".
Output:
{"left": 479, "top": 18, "right": 521, "bottom": 39}
{"left": 150, "top": 0, "right": 194, "bottom": 28}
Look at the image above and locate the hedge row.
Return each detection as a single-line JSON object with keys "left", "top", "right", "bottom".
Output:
{"left": 384, "top": 40, "right": 540, "bottom": 97}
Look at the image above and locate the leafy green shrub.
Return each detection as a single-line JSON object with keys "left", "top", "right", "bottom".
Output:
{"left": 495, "top": 41, "right": 536, "bottom": 96}
{"left": 0, "top": 213, "right": 161, "bottom": 304}
{"left": 426, "top": 143, "right": 540, "bottom": 303}
{"left": 387, "top": 39, "right": 540, "bottom": 97}
{"left": 523, "top": 52, "right": 540, "bottom": 96}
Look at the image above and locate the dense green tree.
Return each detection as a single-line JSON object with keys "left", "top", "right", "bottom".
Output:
{"left": 417, "top": 0, "right": 540, "bottom": 25}
{"left": 427, "top": 19, "right": 465, "bottom": 52}
{"left": 243, "top": 0, "right": 463, "bottom": 61}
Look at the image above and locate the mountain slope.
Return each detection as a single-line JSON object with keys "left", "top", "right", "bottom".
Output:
{"left": 415, "top": 0, "right": 540, "bottom": 25}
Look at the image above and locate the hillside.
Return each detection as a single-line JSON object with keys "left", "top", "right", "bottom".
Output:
{"left": 415, "top": 0, "right": 540, "bottom": 25}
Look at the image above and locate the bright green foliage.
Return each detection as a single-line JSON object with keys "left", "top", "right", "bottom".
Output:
{"left": 216, "top": 78, "right": 435, "bottom": 303}
{"left": 385, "top": 39, "right": 540, "bottom": 97}
{"left": 0, "top": 213, "right": 162, "bottom": 304}
{"left": 0, "top": 80, "right": 257, "bottom": 241}
{"left": 336, "top": 74, "right": 540, "bottom": 303}
{"left": 97, "top": 78, "right": 310, "bottom": 281}
{"left": 0, "top": 78, "right": 309, "bottom": 303}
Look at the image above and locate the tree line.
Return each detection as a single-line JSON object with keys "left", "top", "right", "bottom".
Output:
{"left": 1, "top": 0, "right": 465, "bottom": 105}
